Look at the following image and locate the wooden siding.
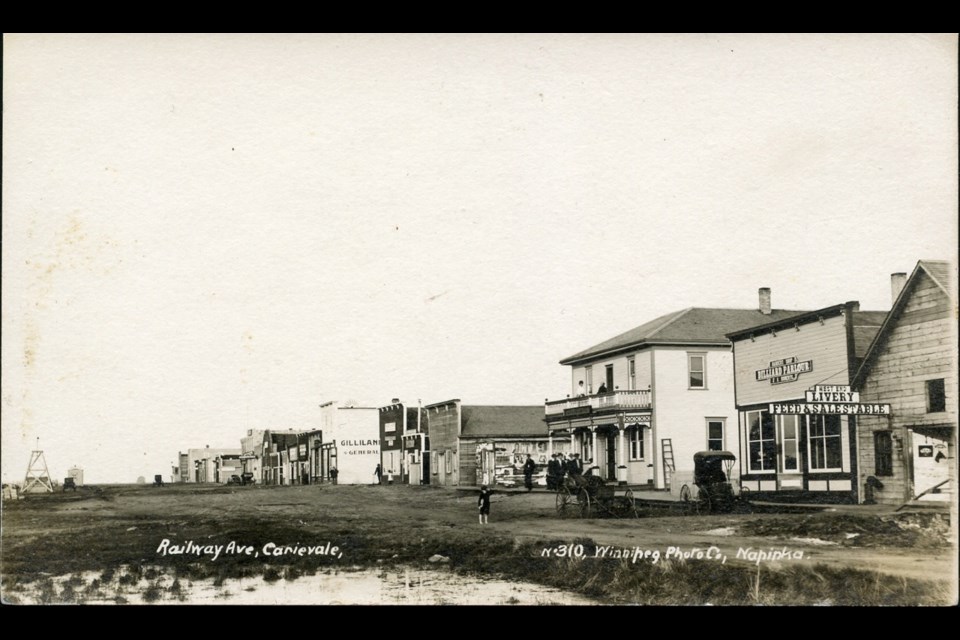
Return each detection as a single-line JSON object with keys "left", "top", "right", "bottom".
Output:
{"left": 857, "top": 272, "right": 956, "bottom": 505}
{"left": 733, "top": 313, "right": 850, "bottom": 407}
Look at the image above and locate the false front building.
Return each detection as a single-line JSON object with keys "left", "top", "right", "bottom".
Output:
{"left": 545, "top": 290, "right": 806, "bottom": 491}
{"left": 727, "top": 301, "right": 887, "bottom": 503}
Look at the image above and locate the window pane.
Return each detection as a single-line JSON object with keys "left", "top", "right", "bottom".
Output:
{"left": 874, "top": 432, "right": 893, "bottom": 476}
{"left": 782, "top": 440, "right": 798, "bottom": 471}
{"left": 927, "top": 379, "right": 946, "bottom": 412}
{"left": 749, "top": 413, "right": 760, "bottom": 440}
{"left": 761, "top": 413, "right": 775, "bottom": 439}
{"left": 708, "top": 422, "right": 723, "bottom": 439}
{"left": 826, "top": 435, "right": 842, "bottom": 468}
{"left": 750, "top": 442, "right": 762, "bottom": 469}
{"left": 690, "top": 371, "right": 704, "bottom": 387}
{"left": 782, "top": 416, "right": 796, "bottom": 439}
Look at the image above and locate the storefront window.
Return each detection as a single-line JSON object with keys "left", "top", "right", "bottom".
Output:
{"left": 747, "top": 410, "right": 775, "bottom": 472}
{"left": 808, "top": 415, "right": 842, "bottom": 470}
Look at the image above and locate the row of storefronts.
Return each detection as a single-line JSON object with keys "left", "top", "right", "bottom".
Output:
{"left": 543, "top": 261, "right": 955, "bottom": 505}
{"left": 177, "top": 260, "right": 954, "bottom": 504}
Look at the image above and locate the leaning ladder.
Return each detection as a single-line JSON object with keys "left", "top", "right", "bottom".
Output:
{"left": 661, "top": 439, "right": 675, "bottom": 490}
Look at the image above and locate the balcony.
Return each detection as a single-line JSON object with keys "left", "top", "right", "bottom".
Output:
{"left": 544, "top": 389, "right": 652, "bottom": 417}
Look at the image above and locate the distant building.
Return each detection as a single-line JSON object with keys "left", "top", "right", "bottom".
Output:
{"left": 423, "top": 400, "right": 548, "bottom": 487}
{"left": 181, "top": 446, "right": 243, "bottom": 483}
{"left": 459, "top": 405, "right": 551, "bottom": 487}
{"left": 320, "top": 401, "right": 380, "bottom": 485}
{"left": 853, "top": 261, "right": 956, "bottom": 505}
{"left": 260, "top": 430, "right": 306, "bottom": 485}
{"left": 67, "top": 466, "right": 84, "bottom": 487}
{"left": 379, "top": 400, "right": 427, "bottom": 484}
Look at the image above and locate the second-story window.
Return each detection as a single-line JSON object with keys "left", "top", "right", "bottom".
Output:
{"left": 926, "top": 379, "right": 946, "bottom": 413}
{"left": 585, "top": 366, "right": 593, "bottom": 394}
{"left": 628, "top": 357, "right": 636, "bottom": 390}
{"left": 688, "top": 353, "right": 706, "bottom": 389}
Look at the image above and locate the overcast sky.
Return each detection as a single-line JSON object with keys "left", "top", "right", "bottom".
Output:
{"left": 3, "top": 34, "right": 957, "bottom": 483}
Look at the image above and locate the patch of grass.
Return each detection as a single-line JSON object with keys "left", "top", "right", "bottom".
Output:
{"left": 143, "top": 583, "right": 162, "bottom": 603}
{"left": 263, "top": 567, "right": 282, "bottom": 583}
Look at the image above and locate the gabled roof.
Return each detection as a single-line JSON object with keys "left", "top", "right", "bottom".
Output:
{"left": 853, "top": 260, "right": 955, "bottom": 387}
{"left": 561, "top": 307, "right": 809, "bottom": 365}
{"left": 460, "top": 405, "right": 547, "bottom": 438}
{"left": 851, "top": 311, "right": 889, "bottom": 360}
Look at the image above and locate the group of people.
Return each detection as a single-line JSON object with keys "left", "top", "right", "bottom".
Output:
{"left": 545, "top": 452, "right": 586, "bottom": 490}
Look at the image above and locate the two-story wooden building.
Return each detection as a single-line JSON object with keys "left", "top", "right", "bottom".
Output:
{"left": 545, "top": 290, "right": 807, "bottom": 492}
{"left": 728, "top": 302, "right": 887, "bottom": 503}
{"left": 379, "top": 400, "right": 428, "bottom": 485}
{"left": 853, "top": 261, "right": 956, "bottom": 505}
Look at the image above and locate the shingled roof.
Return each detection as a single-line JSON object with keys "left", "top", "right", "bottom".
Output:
{"left": 561, "top": 307, "right": 809, "bottom": 365}
{"left": 460, "top": 405, "right": 547, "bottom": 438}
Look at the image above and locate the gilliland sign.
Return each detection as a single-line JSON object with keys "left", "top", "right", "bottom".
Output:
{"left": 755, "top": 357, "right": 813, "bottom": 384}
{"left": 339, "top": 439, "right": 380, "bottom": 456}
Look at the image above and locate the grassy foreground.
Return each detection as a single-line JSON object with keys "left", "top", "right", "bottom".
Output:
{"left": 1, "top": 484, "right": 954, "bottom": 605}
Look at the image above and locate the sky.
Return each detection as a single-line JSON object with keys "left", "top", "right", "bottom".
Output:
{"left": 3, "top": 33, "right": 957, "bottom": 483}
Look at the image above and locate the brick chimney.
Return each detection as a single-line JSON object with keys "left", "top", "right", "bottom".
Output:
{"left": 890, "top": 272, "right": 907, "bottom": 305}
{"left": 759, "top": 288, "right": 772, "bottom": 315}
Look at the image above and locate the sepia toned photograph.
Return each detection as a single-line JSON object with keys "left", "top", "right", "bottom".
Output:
{"left": 2, "top": 33, "right": 957, "bottom": 605}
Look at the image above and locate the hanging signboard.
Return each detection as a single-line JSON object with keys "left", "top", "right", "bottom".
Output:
{"left": 770, "top": 402, "right": 891, "bottom": 415}
{"left": 756, "top": 357, "right": 813, "bottom": 384}
{"left": 805, "top": 385, "right": 860, "bottom": 403}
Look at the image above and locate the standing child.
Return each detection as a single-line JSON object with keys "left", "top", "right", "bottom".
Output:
{"left": 478, "top": 485, "right": 492, "bottom": 524}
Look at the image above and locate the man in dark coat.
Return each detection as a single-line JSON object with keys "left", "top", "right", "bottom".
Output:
{"left": 523, "top": 454, "right": 537, "bottom": 491}
{"left": 546, "top": 454, "right": 560, "bottom": 490}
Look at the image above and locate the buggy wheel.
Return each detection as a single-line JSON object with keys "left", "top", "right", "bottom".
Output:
{"left": 556, "top": 484, "right": 575, "bottom": 518}
{"left": 698, "top": 487, "right": 712, "bottom": 514}
{"left": 577, "top": 487, "right": 592, "bottom": 518}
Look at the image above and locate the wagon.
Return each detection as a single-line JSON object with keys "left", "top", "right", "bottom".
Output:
{"left": 678, "top": 451, "right": 746, "bottom": 514}
{"left": 556, "top": 473, "right": 638, "bottom": 519}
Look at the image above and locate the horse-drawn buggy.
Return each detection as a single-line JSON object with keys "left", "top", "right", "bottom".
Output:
{"left": 678, "top": 451, "right": 749, "bottom": 514}
{"left": 556, "top": 471, "right": 638, "bottom": 519}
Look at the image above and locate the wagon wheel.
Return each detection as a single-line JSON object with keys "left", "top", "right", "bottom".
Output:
{"left": 577, "top": 487, "right": 592, "bottom": 518}
{"left": 697, "top": 486, "right": 713, "bottom": 514}
{"left": 556, "top": 484, "right": 575, "bottom": 518}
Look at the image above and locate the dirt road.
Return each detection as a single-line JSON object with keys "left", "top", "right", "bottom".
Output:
{"left": 3, "top": 483, "right": 954, "bottom": 588}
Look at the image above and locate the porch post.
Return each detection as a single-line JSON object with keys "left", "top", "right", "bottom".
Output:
{"left": 591, "top": 427, "right": 598, "bottom": 471}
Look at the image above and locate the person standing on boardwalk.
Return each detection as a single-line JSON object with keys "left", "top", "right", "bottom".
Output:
{"left": 374, "top": 464, "right": 382, "bottom": 485}
{"left": 546, "top": 454, "right": 560, "bottom": 490}
{"left": 330, "top": 467, "right": 339, "bottom": 485}
{"left": 523, "top": 454, "right": 536, "bottom": 491}
{"left": 478, "top": 485, "right": 492, "bottom": 524}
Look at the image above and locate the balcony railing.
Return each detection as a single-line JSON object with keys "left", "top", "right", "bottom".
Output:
{"left": 544, "top": 389, "right": 652, "bottom": 416}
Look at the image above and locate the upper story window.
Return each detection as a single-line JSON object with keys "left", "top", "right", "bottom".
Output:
{"left": 585, "top": 366, "right": 593, "bottom": 394}
{"left": 926, "top": 378, "right": 946, "bottom": 413}
{"left": 627, "top": 357, "right": 636, "bottom": 390}
{"left": 688, "top": 353, "right": 706, "bottom": 389}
